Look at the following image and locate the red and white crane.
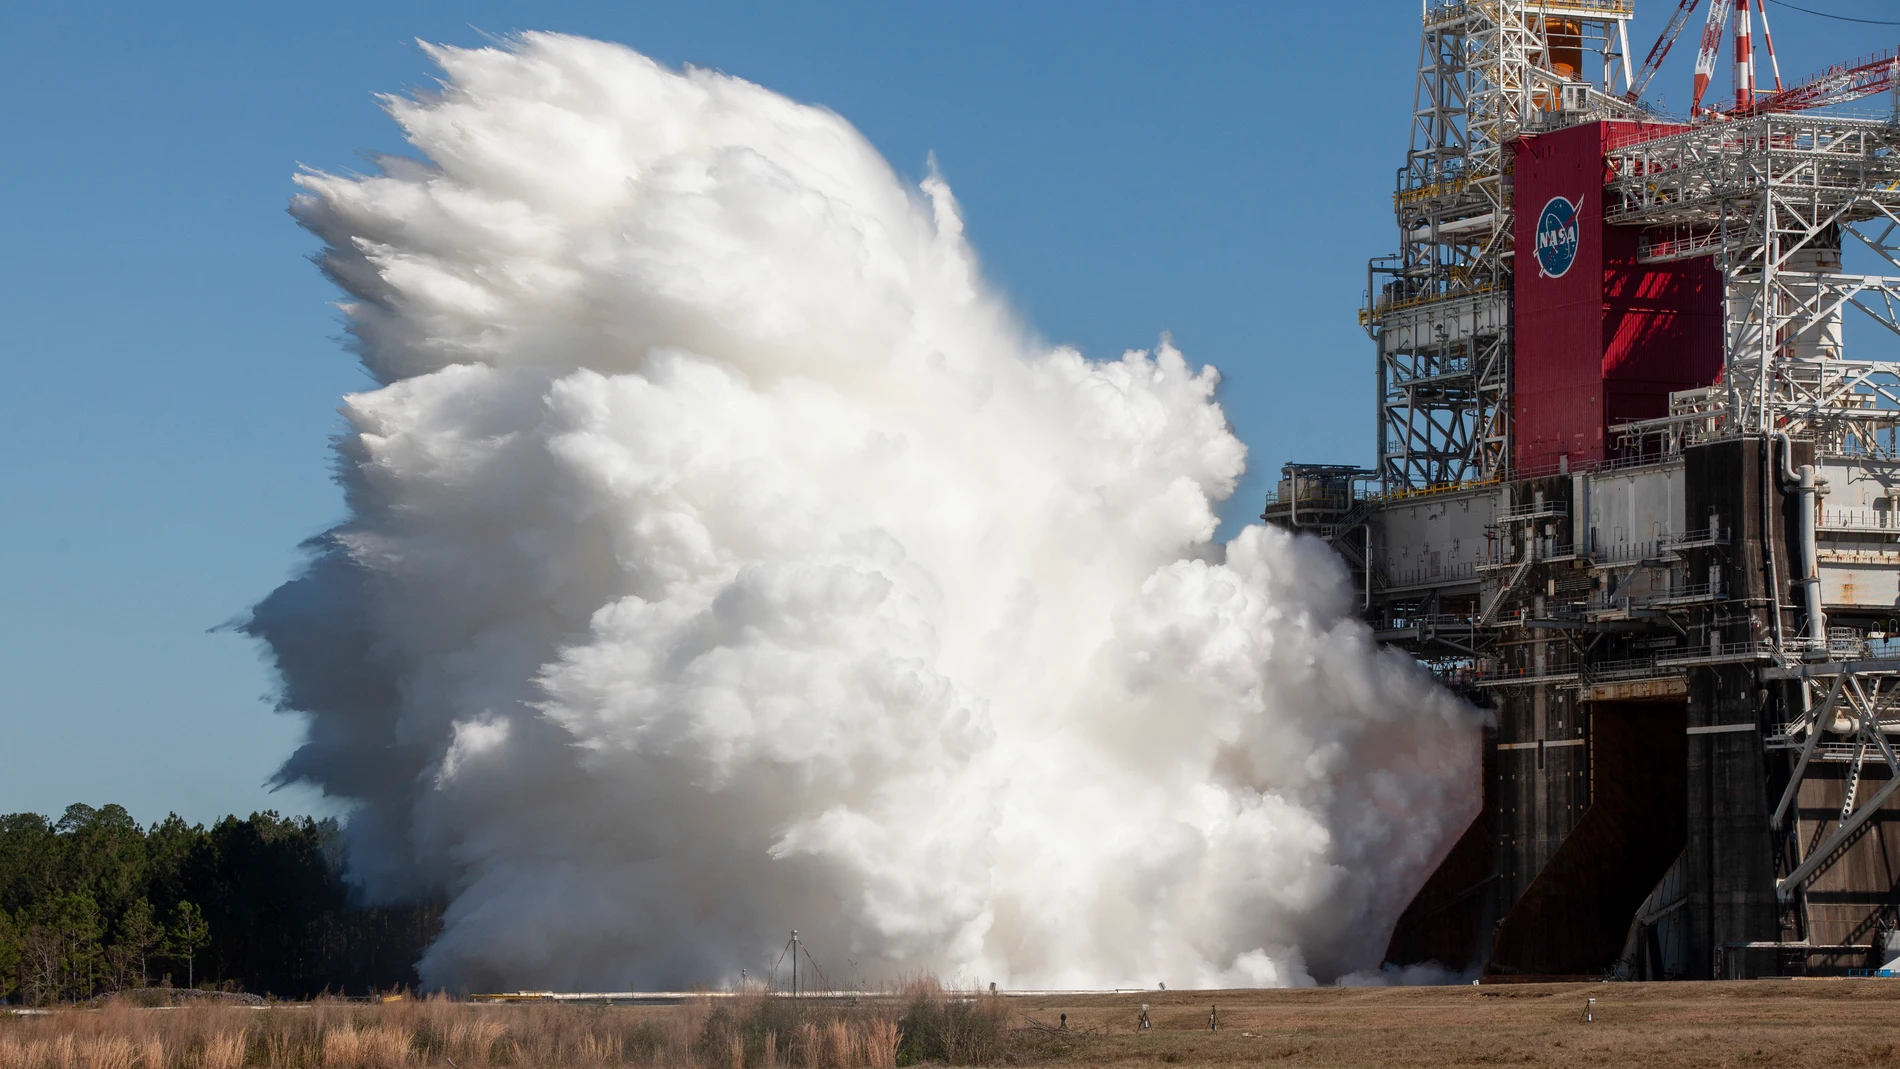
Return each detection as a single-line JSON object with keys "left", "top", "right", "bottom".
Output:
{"left": 1739, "top": 47, "right": 1899, "bottom": 116}
{"left": 1633, "top": 0, "right": 1891, "bottom": 118}
{"left": 1626, "top": 0, "right": 1705, "bottom": 103}
{"left": 1689, "top": 0, "right": 1733, "bottom": 113}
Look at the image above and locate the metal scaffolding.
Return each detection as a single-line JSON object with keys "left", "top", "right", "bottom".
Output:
{"left": 1288, "top": 0, "right": 1900, "bottom": 983}
{"left": 1764, "top": 657, "right": 1900, "bottom": 962}
{"left": 1366, "top": 1, "right": 1636, "bottom": 492}
{"left": 1606, "top": 115, "right": 1900, "bottom": 457}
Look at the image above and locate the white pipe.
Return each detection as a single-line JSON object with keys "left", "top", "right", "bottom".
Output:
{"left": 1792, "top": 714, "right": 1900, "bottom": 736}
{"left": 1406, "top": 212, "right": 1497, "bottom": 243}
{"left": 1773, "top": 431, "right": 1827, "bottom": 645}
{"left": 1618, "top": 21, "right": 1635, "bottom": 98}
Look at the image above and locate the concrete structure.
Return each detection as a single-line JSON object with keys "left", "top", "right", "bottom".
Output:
{"left": 1270, "top": 2, "right": 1900, "bottom": 979}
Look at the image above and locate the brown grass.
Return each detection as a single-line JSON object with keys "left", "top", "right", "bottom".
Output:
{"left": 998, "top": 978, "right": 1900, "bottom": 1067}
{"left": 9, "top": 979, "right": 1897, "bottom": 1068}
{"left": 0, "top": 986, "right": 976, "bottom": 1069}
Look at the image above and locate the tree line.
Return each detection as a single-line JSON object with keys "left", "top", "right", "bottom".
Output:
{"left": 0, "top": 804, "right": 442, "bottom": 1004}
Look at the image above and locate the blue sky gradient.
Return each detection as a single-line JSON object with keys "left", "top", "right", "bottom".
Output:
{"left": 1, "top": 0, "right": 1890, "bottom": 823}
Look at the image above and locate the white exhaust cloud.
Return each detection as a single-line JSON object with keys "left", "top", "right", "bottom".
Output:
{"left": 249, "top": 32, "right": 1480, "bottom": 991}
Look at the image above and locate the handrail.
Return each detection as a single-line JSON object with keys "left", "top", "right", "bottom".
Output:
{"left": 1385, "top": 560, "right": 1481, "bottom": 589}
{"left": 1583, "top": 657, "right": 1684, "bottom": 684}
{"left": 1667, "top": 527, "right": 1728, "bottom": 547}
{"left": 1360, "top": 282, "right": 1504, "bottom": 327}
{"left": 1480, "top": 543, "right": 1577, "bottom": 570}
{"left": 1424, "top": 0, "right": 1632, "bottom": 25}
{"left": 1393, "top": 174, "right": 1475, "bottom": 211}
{"left": 1819, "top": 508, "right": 1900, "bottom": 532}
{"left": 1496, "top": 500, "right": 1568, "bottom": 521}
{"left": 1262, "top": 491, "right": 1356, "bottom": 506}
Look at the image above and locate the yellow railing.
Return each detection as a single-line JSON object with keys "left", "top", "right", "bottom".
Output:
{"left": 1377, "top": 474, "right": 1505, "bottom": 504}
{"left": 1266, "top": 476, "right": 1503, "bottom": 512}
{"left": 1359, "top": 281, "right": 1504, "bottom": 327}
{"left": 1395, "top": 176, "right": 1473, "bottom": 211}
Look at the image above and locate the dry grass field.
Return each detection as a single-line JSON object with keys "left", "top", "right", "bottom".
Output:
{"left": 2, "top": 979, "right": 1899, "bottom": 1068}
{"left": 1006, "top": 980, "right": 1900, "bottom": 1068}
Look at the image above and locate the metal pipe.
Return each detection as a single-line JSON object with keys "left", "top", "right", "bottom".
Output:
{"left": 1774, "top": 431, "right": 1827, "bottom": 645}
{"left": 1618, "top": 20, "right": 1636, "bottom": 98}
{"left": 1406, "top": 212, "right": 1496, "bottom": 243}
{"left": 1763, "top": 437, "right": 1785, "bottom": 650}
{"left": 1786, "top": 712, "right": 1899, "bottom": 736}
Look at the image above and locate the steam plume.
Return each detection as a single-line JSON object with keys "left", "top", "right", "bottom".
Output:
{"left": 250, "top": 32, "right": 1480, "bottom": 990}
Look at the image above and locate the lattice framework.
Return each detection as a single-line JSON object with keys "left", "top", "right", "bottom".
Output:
{"left": 1369, "top": 2, "right": 1636, "bottom": 491}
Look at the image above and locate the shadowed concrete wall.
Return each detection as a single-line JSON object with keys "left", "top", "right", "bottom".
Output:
{"left": 1488, "top": 701, "right": 1687, "bottom": 976}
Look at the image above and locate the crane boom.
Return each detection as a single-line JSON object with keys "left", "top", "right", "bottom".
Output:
{"left": 1740, "top": 47, "right": 1900, "bottom": 116}
{"left": 1753, "top": 0, "right": 1784, "bottom": 92}
{"left": 1691, "top": 0, "right": 1733, "bottom": 114}
{"left": 1627, "top": 0, "right": 1702, "bottom": 103}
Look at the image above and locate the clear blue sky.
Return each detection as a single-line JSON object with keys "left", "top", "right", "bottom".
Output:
{"left": 1, "top": 0, "right": 1889, "bottom": 826}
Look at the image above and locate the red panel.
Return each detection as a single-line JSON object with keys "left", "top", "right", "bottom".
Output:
{"left": 1514, "top": 123, "right": 1612, "bottom": 472}
{"left": 1600, "top": 222, "right": 1723, "bottom": 428}
{"left": 1511, "top": 121, "right": 1720, "bottom": 474}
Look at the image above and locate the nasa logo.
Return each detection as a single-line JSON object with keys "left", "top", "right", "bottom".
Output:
{"left": 1534, "top": 195, "right": 1581, "bottom": 279}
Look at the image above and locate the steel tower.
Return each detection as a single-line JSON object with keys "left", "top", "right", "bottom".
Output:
{"left": 1366, "top": 2, "right": 1640, "bottom": 492}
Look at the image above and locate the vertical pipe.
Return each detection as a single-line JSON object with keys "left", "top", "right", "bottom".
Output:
{"left": 1618, "top": 21, "right": 1636, "bottom": 98}
{"left": 1734, "top": 0, "right": 1755, "bottom": 111}
{"left": 1364, "top": 523, "right": 1373, "bottom": 611}
{"left": 1759, "top": 173, "right": 1775, "bottom": 435}
{"left": 1798, "top": 466, "right": 1825, "bottom": 644}
{"left": 1774, "top": 431, "right": 1827, "bottom": 646}
{"left": 1764, "top": 437, "right": 1785, "bottom": 650}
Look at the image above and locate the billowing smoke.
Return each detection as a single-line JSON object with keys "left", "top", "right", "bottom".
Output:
{"left": 250, "top": 32, "right": 1480, "bottom": 991}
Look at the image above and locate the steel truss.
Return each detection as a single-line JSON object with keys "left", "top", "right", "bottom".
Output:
{"left": 1368, "top": 1, "right": 1635, "bottom": 492}
{"left": 1765, "top": 660, "right": 1900, "bottom": 909}
{"left": 1605, "top": 116, "right": 1900, "bottom": 454}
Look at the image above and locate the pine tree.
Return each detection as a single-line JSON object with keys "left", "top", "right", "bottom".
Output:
{"left": 18, "top": 913, "right": 62, "bottom": 1005}
{"left": 0, "top": 909, "right": 19, "bottom": 1003}
{"left": 109, "top": 897, "right": 163, "bottom": 989}
{"left": 166, "top": 901, "right": 209, "bottom": 989}
{"left": 54, "top": 892, "right": 104, "bottom": 1001}
{"left": 18, "top": 892, "right": 105, "bottom": 1002}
